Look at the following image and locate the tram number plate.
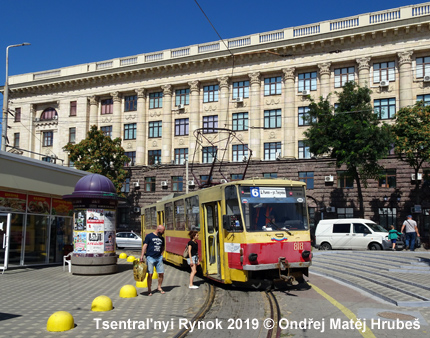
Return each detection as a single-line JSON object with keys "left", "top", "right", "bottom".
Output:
{"left": 293, "top": 242, "right": 304, "bottom": 250}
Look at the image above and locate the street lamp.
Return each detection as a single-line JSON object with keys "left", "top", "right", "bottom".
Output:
{"left": 1, "top": 43, "right": 31, "bottom": 151}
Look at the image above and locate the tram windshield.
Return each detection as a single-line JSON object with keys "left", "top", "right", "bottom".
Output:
{"left": 237, "top": 185, "right": 308, "bottom": 232}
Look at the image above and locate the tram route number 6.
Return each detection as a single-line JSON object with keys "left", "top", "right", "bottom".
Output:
{"left": 293, "top": 242, "right": 304, "bottom": 250}
{"left": 250, "top": 188, "right": 260, "bottom": 197}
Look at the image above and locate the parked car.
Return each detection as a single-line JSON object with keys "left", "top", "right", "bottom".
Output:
{"left": 116, "top": 232, "right": 142, "bottom": 249}
{"left": 315, "top": 218, "right": 391, "bottom": 250}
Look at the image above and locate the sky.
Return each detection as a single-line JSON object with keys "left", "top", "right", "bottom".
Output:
{"left": 0, "top": 0, "right": 422, "bottom": 144}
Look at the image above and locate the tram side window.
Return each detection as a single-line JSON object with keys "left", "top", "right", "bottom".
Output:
{"left": 150, "top": 207, "right": 157, "bottom": 229}
{"left": 186, "top": 196, "right": 200, "bottom": 231}
{"left": 174, "top": 199, "right": 186, "bottom": 230}
{"left": 225, "top": 186, "right": 240, "bottom": 216}
{"left": 165, "top": 203, "right": 174, "bottom": 230}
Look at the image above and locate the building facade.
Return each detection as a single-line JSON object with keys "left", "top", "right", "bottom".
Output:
{"left": 3, "top": 3, "right": 430, "bottom": 243}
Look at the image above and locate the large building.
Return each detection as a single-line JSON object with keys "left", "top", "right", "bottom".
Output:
{"left": 3, "top": 3, "right": 430, "bottom": 243}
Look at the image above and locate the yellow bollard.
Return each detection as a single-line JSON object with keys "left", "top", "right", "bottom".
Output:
{"left": 46, "top": 311, "right": 74, "bottom": 332}
{"left": 119, "top": 284, "right": 138, "bottom": 298}
{"left": 91, "top": 295, "right": 113, "bottom": 312}
{"left": 136, "top": 274, "right": 148, "bottom": 288}
{"left": 127, "top": 255, "right": 135, "bottom": 262}
{"left": 152, "top": 268, "right": 158, "bottom": 279}
{"left": 119, "top": 252, "right": 127, "bottom": 259}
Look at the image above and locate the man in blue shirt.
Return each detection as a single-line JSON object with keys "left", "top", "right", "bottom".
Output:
{"left": 140, "top": 225, "right": 165, "bottom": 296}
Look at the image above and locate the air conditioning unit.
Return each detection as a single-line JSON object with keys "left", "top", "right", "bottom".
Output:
{"left": 133, "top": 207, "right": 141, "bottom": 213}
{"left": 220, "top": 179, "right": 228, "bottom": 184}
{"left": 177, "top": 104, "right": 185, "bottom": 110}
{"left": 301, "top": 90, "right": 310, "bottom": 95}
{"left": 161, "top": 181, "right": 168, "bottom": 187}
{"left": 35, "top": 118, "right": 40, "bottom": 122}
{"left": 326, "top": 207, "right": 336, "bottom": 213}
{"left": 242, "top": 156, "right": 248, "bottom": 162}
{"left": 188, "top": 180, "right": 195, "bottom": 186}
{"left": 134, "top": 180, "right": 140, "bottom": 189}
{"left": 423, "top": 75, "right": 430, "bottom": 82}
{"left": 411, "top": 173, "right": 422, "bottom": 181}
{"left": 235, "top": 97, "right": 244, "bottom": 103}
{"left": 276, "top": 152, "right": 281, "bottom": 160}
{"left": 325, "top": 175, "right": 334, "bottom": 182}
{"left": 53, "top": 115, "right": 58, "bottom": 120}
{"left": 411, "top": 205, "right": 422, "bottom": 213}
{"left": 379, "top": 80, "right": 389, "bottom": 87}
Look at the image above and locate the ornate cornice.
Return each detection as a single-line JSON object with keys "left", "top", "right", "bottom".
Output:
{"left": 111, "top": 91, "right": 121, "bottom": 103}
{"left": 218, "top": 76, "right": 230, "bottom": 89}
{"left": 162, "top": 84, "right": 172, "bottom": 96}
{"left": 318, "top": 63, "right": 331, "bottom": 76}
{"left": 398, "top": 50, "right": 413, "bottom": 67}
{"left": 282, "top": 67, "right": 296, "bottom": 81}
{"left": 248, "top": 72, "right": 261, "bottom": 85}
{"left": 135, "top": 88, "right": 146, "bottom": 99}
{"left": 356, "top": 57, "right": 371, "bottom": 72}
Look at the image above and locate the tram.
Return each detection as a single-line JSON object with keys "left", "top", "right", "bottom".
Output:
{"left": 141, "top": 178, "right": 312, "bottom": 286}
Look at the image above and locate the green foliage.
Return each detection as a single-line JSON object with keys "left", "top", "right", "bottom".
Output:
{"left": 63, "top": 125, "right": 129, "bottom": 195}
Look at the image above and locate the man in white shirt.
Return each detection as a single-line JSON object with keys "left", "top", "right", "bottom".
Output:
{"left": 401, "top": 215, "right": 420, "bottom": 251}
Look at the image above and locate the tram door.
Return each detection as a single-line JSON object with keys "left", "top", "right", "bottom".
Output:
{"left": 0, "top": 213, "right": 12, "bottom": 273}
{"left": 203, "top": 203, "right": 220, "bottom": 276}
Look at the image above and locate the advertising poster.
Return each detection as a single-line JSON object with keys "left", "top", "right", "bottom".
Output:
{"left": 52, "top": 199, "right": 73, "bottom": 216}
{"left": 27, "top": 195, "right": 51, "bottom": 214}
{"left": 74, "top": 211, "right": 86, "bottom": 231}
{"left": 103, "top": 210, "right": 116, "bottom": 231}
{"left": 86, "top": 209, "right": 104, "bottom": 232}
{"left": 0, "top": 191, "right": 26, "bottom": 212}
{"left": 87, "top": 232, "right": 104, "bottom": 253}
{"left": 104, "top": 231, "right": 115, "bottom": 252}
{"left": 73, "top": 232, "right": 87, "bottom": 253}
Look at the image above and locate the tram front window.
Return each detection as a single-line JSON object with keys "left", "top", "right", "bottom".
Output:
{"left": 239, "top": 186, "right": 308, "bottom": 232}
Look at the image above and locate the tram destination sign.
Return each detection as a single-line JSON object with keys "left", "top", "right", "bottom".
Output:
{"left": 250, "top": 187, "right": 286, "bottom": 198}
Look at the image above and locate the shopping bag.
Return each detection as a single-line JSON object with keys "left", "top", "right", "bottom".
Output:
{"left": 133, "top": 258, "right": 147, "bottom": 282}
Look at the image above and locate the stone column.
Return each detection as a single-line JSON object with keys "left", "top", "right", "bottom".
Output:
{"left": 161, "top": 84, "right": 173, "bottom": 164}
{"left": 111, "top": 92, "right": 122, "bottom": 139}
{"left": 398, "top": 51, "right": 414, "bottom": 109}
{"left": 89, "top": 96, "right": 99, "bottom": 129}
{"left": 248, "top": 72, "right": 261, "bottom": 160}
{"left": 318, "top": 62, "right": 331, "bottom": 99}
{"left": 218, "top": 76, "right": 230, "bottom": 161}
{"left": 282, "top": 67, "right": 296, "bottom": 158}
{"left": 188, "top": 80, "right": 200, "bottom": 162}
{"left": 356, "top": 57, "right": 371, "bottom": 87}
{"left": 135, "top": 88, "right": 146, "bottom": 165}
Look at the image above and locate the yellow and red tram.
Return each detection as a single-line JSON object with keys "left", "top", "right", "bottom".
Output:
{"left": 141, "top": 178, "right": 312, "bottom": 286}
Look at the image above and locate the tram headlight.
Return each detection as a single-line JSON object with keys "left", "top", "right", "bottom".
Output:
{"left": 248, "top": 253, "right": 258, "bottom": 262}
{"left": 301, "top": 250, "right": 311, "bottom": 259}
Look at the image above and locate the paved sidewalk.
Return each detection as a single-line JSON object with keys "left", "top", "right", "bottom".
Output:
{"left": 0, "top": 258, "right": 206, "bottom": 338}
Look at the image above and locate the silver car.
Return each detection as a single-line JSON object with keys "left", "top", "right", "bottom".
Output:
{"left": 116, "top": 232, "right": 142, "bottom": 249}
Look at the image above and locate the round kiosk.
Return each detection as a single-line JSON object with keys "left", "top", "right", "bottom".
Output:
{"left": 63, "top": 174, "right": 119, "bottom": 275}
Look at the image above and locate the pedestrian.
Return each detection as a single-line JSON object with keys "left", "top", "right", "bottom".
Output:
{"left": 140, "top": 225, "right": 165, "bottom": 296}
{"left": 400, "top": 215, "right": 420, "bottom": 251}
{"left": 187, "top": 230, "right": 200, "bottom": 289}
{"left": 388, "top": 225, "right": 401, "bottom": 250}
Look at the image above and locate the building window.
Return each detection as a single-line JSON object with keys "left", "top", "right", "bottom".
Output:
{"left": 69, "top": 127, "right": 76, "bottom": 144}
{"left": 231, "top": 174, "right": 243, "bottom": 181}
{"left": 41, "top": 108, "right": 57, "bottom": 120}
{"left": 202, "top": 146, "right": 217, "bottom": 163}
{"left": 145, "top": 177, "right": 156, "bottom": 192}
{"left": 13, "top": 133, "right": 19, "bottom": 148}
{"left": 299, "top": 171, "right": 314, "bottom": 189}
{"left": 232, "top": 112, "right": 248, "bottom": 131}
{"left": 337, "top": 171, "right": 354, "bottom": 188}
{"left": 417, "top": 94, "right": 430, "bottom": 106}
{"left": 374, "top": 98, "right": 396, "bottom": 120}
{"left": 264, "top": 109, "right": 282, "bottom": 129}
{"left": 175, "top": 148, "right": 188, "bottom": 164}
{"left": 379, "top": 208, "right": 396, "bottom": 230}
{"left": 298, "top": 141, "right": 310, "bottom": 159}
{"left": 298, "top": 107, "right": 314, "bottom": 126}
{"left": 175, "top": 89, "right": 190, "bottom": 106}
{"left": 203, "top": 115, "right": 218, "bottom": 133}
{"left": 203, "top": 85, "right": 219, "bottom": 103}
{"left": 338, "top": 208, "right": 354, "bottom": 218}
{"left": 149, "top": 121, "right": 162, "bottom": 138}
{"left": 101, "top": 126, "right": 112, "bottom": 137}
{"left": 334, "top": 67, "right": 355, "bottom": 88}
{"left": 70, "top": 101, "right": 77, "bottom": 116}
{"left": 175, "top": 118, "right": 189, "bottom": 136}
{"left": 264, "top": 142, "right": 281, "bottom": 160}
{"left": 42, "top": 156, "right": 53, "bottom": 163}
{"left": 298, "top": 72, "right": 317, "bottom": 92}
{"left": 263, "top": 173, "right": 278, "bottom": 178}
{"left": 149, "top": 92, "right": 163, "bottom": 109}
{"left": 101, "top": 99, "right": 113, "bottom": 115}
{"left": 14, "top": 108, "right": 21, "bottom": 122}
{"left": 124, "top": 95, "right": 137, "bottom": 112}
{"left": 232, "top": 80, "right": 249, "bottom": 99}
{"left": 416, "top": 56, "right": 430, "bottom": 78}
{"left": 373, "top": 61, "right": 395, "bottom": 83}
{"left": 124, "top": 151, "right": 136, "bottom": 167}
{"left": 200, "top": 175, "right": 212, "bottom": 185}
{"left": 264, "top": 76, "right": 282, "bottom": 96}
{"left": 148, "top": 150, "right": 161, "bottom": 165}
{"left": 43, "top": 131, "right": 53, "bottom": 147}
{"left": 172, "top": 176, "right": 184, "bottom": 192}
{"left": 379, "top": 169, "right": 396, "bottom": 188}
{"left": 232, "top": 144, "right": 248, "bottom": 162}
{"left": 124, "top": 123, "right": 137, "bottom": 140}
{"left": 121, "top": 178, "right": 130, "bottom": 193}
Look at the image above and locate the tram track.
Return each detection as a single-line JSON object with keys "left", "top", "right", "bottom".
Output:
{"left": 264, "top": 291, "right": 282, "bottom": 338}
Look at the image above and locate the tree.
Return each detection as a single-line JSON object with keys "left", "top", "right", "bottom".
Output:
{"left": 304, "top": 82, "right": 393, "bottom": 217}
{"left": 392, "top": 101, "right": 430, "bottom": 203}
{"left": 63, "top": 125, "right": 129, "bottom": 195}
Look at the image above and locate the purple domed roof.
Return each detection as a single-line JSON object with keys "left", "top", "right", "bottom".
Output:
{"left": 63, "top": 174, "right": 118, "bottom": 200}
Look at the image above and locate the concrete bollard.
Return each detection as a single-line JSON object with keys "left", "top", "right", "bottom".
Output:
{"left": 46, "top": 311, "right": 74, "bottom": 332}
{"left": 119, "top": 252, "right": 127, "bottom": 259}
{"left": 119, "top": 285, "right": 137, "bottom": 298}
{"left": 91, "top": 295, "right": 113, "bottom": 312}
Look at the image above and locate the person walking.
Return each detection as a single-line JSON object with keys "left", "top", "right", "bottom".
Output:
{"left": 187, "top": 230, "right": 200, "bottom": 289}
{"left": 401, "top": 215, "right": 420, "bottom": 251}
{"left": 140, "top": 225, "right": 165, "bottom": 296}
{"left": 388, "top": 225, "right": 401, "bottom": 250}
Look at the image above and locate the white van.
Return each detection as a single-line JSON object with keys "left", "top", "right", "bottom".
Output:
{"left": 315, "top": 218, "right": 390, "bottom": 250}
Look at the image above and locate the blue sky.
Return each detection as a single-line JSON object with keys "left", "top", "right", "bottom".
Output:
{"left": 0, "top": 0, "right": 421, "bottom": 144}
